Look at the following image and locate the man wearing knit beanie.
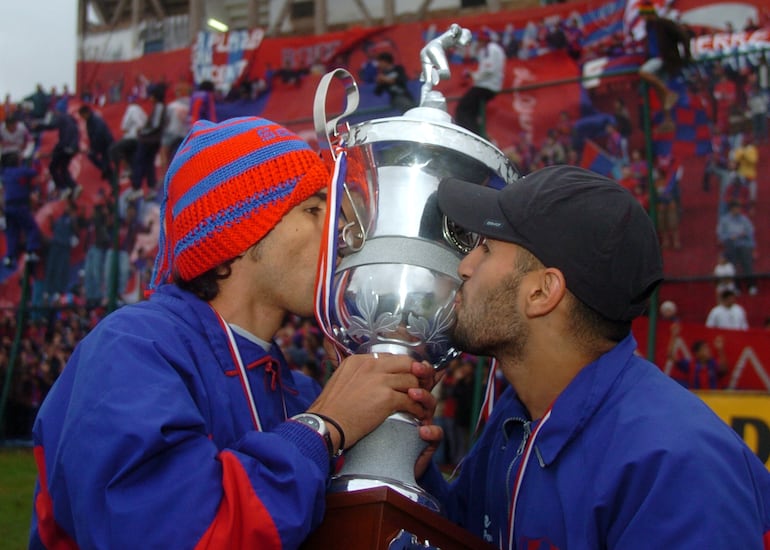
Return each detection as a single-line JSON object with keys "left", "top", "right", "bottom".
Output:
{"left": 29, "top": 117, "right": 440, "bottom": 549}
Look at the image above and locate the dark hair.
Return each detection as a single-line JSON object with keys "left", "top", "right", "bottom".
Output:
{"left": 720, "top": 289, "right": 736, "bottom": 300}
{"left": 175, "top": 258, "right": 237, "bottom": 301}
{"left": 148, "top": 83, "right": 167, "bottom": 101}
{"left": 691, "top": 340, "right": 707, "bottom": 354}
{"left": 569, "top": 297, "right": 631, "bottom": 344}
{"left": 199, "top": 80, "right": 216, "bottom": 92}
{"left": 78, "top": 105, "right": 92, "bottom": 116}
{"left": 515, "top": 247, "right": 630, "bottom": 343}
{"left": 515, "top": 246, "right": 543, "bottom": 274}
{"left": 377, "top": 52, "right": 394, "bottom": 64}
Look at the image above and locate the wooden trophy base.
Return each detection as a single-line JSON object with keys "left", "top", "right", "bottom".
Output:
{"left": 301, "top": 486, "right": 496, "bottom": 549}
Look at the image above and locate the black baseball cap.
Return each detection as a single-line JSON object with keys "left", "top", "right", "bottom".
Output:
{"left": 438, "top": 165, "right": 663, "bottom": 322}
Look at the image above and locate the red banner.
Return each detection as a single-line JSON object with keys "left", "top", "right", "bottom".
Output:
{"left": 633, "top": 317, "right": 770, "bottom": 391}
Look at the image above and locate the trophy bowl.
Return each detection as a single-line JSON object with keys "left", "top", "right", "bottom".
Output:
{"left": 313, "top": 26, "right": 519, "bottom": 511}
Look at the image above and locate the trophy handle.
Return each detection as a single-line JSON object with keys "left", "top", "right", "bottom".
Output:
{"left": 313, "top": 68, "right": 360, "bottom": 159}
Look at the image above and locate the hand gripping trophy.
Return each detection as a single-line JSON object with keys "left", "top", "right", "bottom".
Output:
{"left": 312, "top": 24, "right": 519, "bottom": 511}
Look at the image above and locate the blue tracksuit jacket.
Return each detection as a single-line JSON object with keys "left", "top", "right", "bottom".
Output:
{"left": 421, "top": 335, "right": 770, "bottom": 549}
{"left": 30, "top": 284, "right": 331, "bottom": 549}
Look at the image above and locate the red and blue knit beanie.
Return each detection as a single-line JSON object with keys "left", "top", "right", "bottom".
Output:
{"left": 150, "top": 116, "right": 329, "bottom": 289}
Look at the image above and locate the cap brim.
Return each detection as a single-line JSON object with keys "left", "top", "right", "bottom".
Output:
{"left": 437, "top": 177, "right": 513, "bottom": 241}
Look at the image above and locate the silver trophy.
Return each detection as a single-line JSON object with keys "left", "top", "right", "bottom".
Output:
{"left": 313, "top": 24, "right": 519, "bottom": 511}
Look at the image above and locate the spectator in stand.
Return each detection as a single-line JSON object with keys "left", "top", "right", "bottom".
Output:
{"left": 109, "top": 95, "right": 147, "bottom": 180}
{"left": 373, "top": 52, "right": 416, "bottom": 114}
{"left": 82, "top": 198, "right": 112, "bottom": 307}
{"left": 628, "top": 148, "right": 648, "bottom": 182}
{"left": 613, "top": 97, "right": 633, "bottom": 146}
{"left": 24, "top": 84, "right": 50, "bottom": 123}
{"left": 747, "top": 82, "right": 768, "bottom": 142}
{"left": 712, "top": 68, "right": 738, "bottom": 137}
{"left": 127, "top": 246, "right": 153, "bottom": 302}
{"left": 668, "top": 323, "right": 728, "bottom": 389}
{"left": 562, "top": 15, "right": 584, "bottom": 60}
{"left": 189, "top": 80, "right": 217, "bottom": 124}
{"left": 130, "top": 83, "right": 166, "bottom": 200}
{"left": 514, "top": 131, "right": 538, "bottom": 174}
{"left": 732, "top": 132, "right": 759, "bottom": 214}
{"left": 540, "top": 130, "right": 566, "bottom": 165}
{"left": 706, "top": 288, "right": 749, "bottom": 330}
{"left": 0, "top": 94, "right": 14, "bottom": 122}
{"left": 717, "top": 200, "right": 757, "bottom": 295}
{"left": 1, "top": 153, "right": 42, "bottom": 268}
{"left": 160, "top": 83, "right": 190, "bottom": 177}
{"left": 77, "top": 105, "right": 114, "bottom": 182}
{"left": 53, "top": 85, "right": 72, "bottom": 116}
{"left": 358, "top": 45, "right": 379, "bottom": 84}
{"left": 654, "top": 154, "right": 681, "bottom": 249}
{"left": 104, "top": 200, "right": 153, "bottom": 303}
{"left": 758, "top": 55, "right": 770, "bottom": 107}
{"left": 637, "top": 1, "right": 692, "bottom": 131}
{"left": 713, "top": 252, "right": 737, "bottom": 298}
{"left": 0, "top": 113, "right": 34, "bottom": 166}
{"left": 43, "top": 200, "right": 80, "bottom": 305}
{"left": 519, "top": 21, "right": 540, "bottom": 59}
{"left": 455, "top": 29, "right": 506, "bottom": 137}
{"left": 617, "top": 165, "right": 638, "bottom": 193}
{"left": 604, "top": 122, "right": 627, "bottom": 165}
{"left": 720, "top": 160, "right": 751, "bottom": 215}
{"left": 554, "top": 110, "right": 573, "bottom": 151}
{"left": 38, "top": 105, "right": 81, "bottom": 200}
{"left": 703, "top": 133, "right": 730, "bottom": 192}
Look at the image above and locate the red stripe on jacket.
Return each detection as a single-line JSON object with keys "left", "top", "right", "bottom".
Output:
{"left": 33, "top": 446, "right": 79, "bottom": 550}
{"left": 195, "top": 450, "right": 282, "bottom": 549}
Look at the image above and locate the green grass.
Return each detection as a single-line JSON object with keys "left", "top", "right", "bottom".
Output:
{"left": 0, "top": 447, "right": 37, "bottom": 549}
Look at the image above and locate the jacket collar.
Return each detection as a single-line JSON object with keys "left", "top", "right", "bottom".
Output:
{"left": 529, "top": 334, "right": 638, "bottom": 465}
{"left": 149, "top": 284, "right": 300, "bottom": 393}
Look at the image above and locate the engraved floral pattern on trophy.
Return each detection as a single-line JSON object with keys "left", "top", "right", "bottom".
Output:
{"left": 343, "top": 275, "right": 457, "bottom": 363}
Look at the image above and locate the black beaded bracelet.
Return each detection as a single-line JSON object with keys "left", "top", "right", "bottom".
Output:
{"left": 313, "top": 413, "right": 345, "bottom": 458}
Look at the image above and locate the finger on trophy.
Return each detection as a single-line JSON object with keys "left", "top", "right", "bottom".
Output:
{"left": 321, "top": 337, "right": 342, "bottom": 369}
{"left": 414, "top": 424, "right": 444, "bottom": 480}
{"left": 407, "top": 387, "right": 437, "bottom": 418}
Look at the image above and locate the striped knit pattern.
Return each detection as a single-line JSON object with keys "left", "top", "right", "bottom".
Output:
{"left": 150, "top": 116, "right": 329, "bottom": 289}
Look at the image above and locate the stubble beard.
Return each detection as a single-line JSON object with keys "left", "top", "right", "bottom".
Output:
{"left": 450, "top": 270, "right": 529, "bottom": 362}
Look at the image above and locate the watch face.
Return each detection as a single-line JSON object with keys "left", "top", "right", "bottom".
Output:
{"left": 298, "top": 415, "right": 321, "bottom": 431}
{"left": 292, "top": 414, "right": 333, "bottom": 458}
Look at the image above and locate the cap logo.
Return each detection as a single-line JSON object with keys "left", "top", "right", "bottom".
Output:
{"left": 484, "top": 219, "right": 505, "bottom": 229}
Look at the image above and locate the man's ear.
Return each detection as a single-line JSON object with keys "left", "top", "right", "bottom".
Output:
{"left": 524, "top": 267, "right": 566, "bottom": 318}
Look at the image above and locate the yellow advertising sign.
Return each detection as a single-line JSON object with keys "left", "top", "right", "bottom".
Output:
{"left": 696, "top": 391, "right": 770, "bottom": 469}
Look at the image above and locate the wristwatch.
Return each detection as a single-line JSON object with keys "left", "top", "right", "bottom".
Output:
{"left": 291, "top": 413, "right": 334, "bottom": 458}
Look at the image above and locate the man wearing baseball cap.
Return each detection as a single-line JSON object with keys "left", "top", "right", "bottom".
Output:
{"left": 417, "top": 165, "right": 770, "bottom": 548}
{"left": 30, "top": 117, "right": 438, "bottom": 549}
